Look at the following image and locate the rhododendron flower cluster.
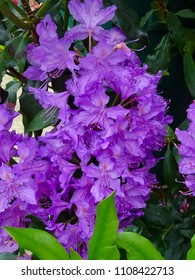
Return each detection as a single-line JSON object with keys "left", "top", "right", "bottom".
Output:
{"left": 176, "top": 101, "right": 195, "bottom": 195}
{"left": 0, "top": 0, "right": 172, "bottom": 257}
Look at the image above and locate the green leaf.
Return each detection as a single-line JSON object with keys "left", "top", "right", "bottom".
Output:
{"left": 165, "top": 125, "right": 176, "bottom": 140}
{"left": 88, "top": 192, "right": 119, "bottom": 260}
{"left": 183, "top": 29, "right": 195, "bottom": 54}
{"left": 19, "top": 80, "right": 42, "bottom": 132}
{"left": 146, "top": 34, "right": 171, "bottom": 73}
{"left": 70, "top": 248, "right": 82, "bottom": 260}
{"left": 183, "top": 51, "right": 195, "bottom": 98}
{"left": 176, "top": 9, "right": 195, "bottom": 19}
{"left": 144, "top": 204, "right": 179, "bottom": 226}
{"left": 25, "top": 214, "right": 46, "bottom": 230}
{"left": 2, "top": 36, "right": 27, "bottom": 72}
{"left": 6, "top": 81, "right": 21, "bottom": 104}
{"left": 116, "top": 232, "right": 164, "bottom": 260}
{"left": 163, "top": 146, "right": 181, "bottom": 191}
{"left": 167, "top": 12, "right": 186, "bottom": 49}
{"left": 140, "top": 9, "right": 156, "bottom": 28}
{"left": 101, "top": 245, "right": 120, "bottom": 260}
{"left": 187, "top": 234, "right": 195, "bottom": 260}
{"left": 26, "top": 108, "right": 58, "bottom": 132}
{"left": 103, "top": 0, "right": 148, "bottom": 46}
{"left": 3, "top": 227, "right": 69, "bottom": 260}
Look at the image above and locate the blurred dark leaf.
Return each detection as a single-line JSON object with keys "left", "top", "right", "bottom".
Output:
{"left": 146, "top": 34, "right": 171, "bottom": 73}
{"left": 175, "top": 9, "right": 195, "bottom": 19}
{"left": 163, "top": 146, "right": 181, "bottom": 193}
{"left": 151, "top": 0, "right": 169, "bottom": 21}
{"left": 144, "top": 204, "right": 179, "bottom": 226}
{"left": 0, "top": 24, "right": 10, "bottom": 44}
{"left": 140, "top": 9, "right": 156, "bottom": 28}
{"left": 183, "top": 51, "right": 195, "bottom": 98}
{"left": 103, "top": 0, "right": 148, "bottom": 46}
{"left": 167, "top": 12, "right": 186, "bottom": 49}
{"left": 183, "top": 29, "right": 195, "bottom": 54}
{"left": 164, "top": 228, "right": 185, "bottom": 259}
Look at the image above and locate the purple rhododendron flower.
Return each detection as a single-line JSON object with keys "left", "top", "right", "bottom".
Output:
{"left": 176, "top": 101, "right": 195, "bottom": 194}
{"left": 0, "top": 0, "right": 173, "bottom": 258}
{"left": 68, "top": 0, "right": 117, "bottom": 41}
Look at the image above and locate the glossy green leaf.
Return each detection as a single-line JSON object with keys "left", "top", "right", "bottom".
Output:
{"left": 19, "top": 80, "right": 43, "bottom": 132}
{"left": 103, "top": 0, "right": 148, "bottom": 46}
{"left": 187, "top": 234, "right": 195, "bottom": 260}
{"left": 183, "top": 51, "right": 195, "bottom": 98}
{"left": 176, "top": 9, "right": 195, "bottom": 19}
{"left": 100, "top": 245, "right": 120, "bottom": 260}
{"left": 167, "top": 12, "right": 186, "bottom": 49}
{"left": 146, "top": 34, "right": 171, "bottom": 73}
{"left": 26, "top": 108, "right": 58, "bottom": 132}
{"left": 70, "top": 248, "right": 82, "bottom": 260}
{"left": 88, "top": 192, "right": 119, "bottom": 260}
{"left": 3, "top": 227, "right": 69, "bottom": 260}
{"left": 116, "top": 232, "right": 164, "bottom": 260}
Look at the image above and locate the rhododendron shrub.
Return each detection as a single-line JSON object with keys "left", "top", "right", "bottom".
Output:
{"left": 0, "top": 0, "right": 173, "bottom": 258}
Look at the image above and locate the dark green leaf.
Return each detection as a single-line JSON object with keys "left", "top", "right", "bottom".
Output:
{"left": 144, "top": 204, "right": 179, "bottom": 226}
{"left": 0, "top": 24, "right": 10, "bottom": 44}
{"left": 172, "top": 146, "right": 182, "bottom": 164}
{"left": 25, "top": 214, "right": 46, "bottom": 230}
{"left": 6, "top": 81, "right": 21, "bottom": 104}
{"left": 140, "top": 9, "right": 156, "bottom": 28}
{"left": 183, "top": 29, "right": 195, "bottom": 54}
{"left": 103, "top": 0, "right": 148, "bottom": 46}
{"left": 19, "top": 80, "right": 42, "bottom": 132}
{"left": 3, "top": 227, "right": 69, "bottom": 260}
{"left": 26, "top": 108, "right": 58, "bottom": 132}
{"left": 2, "top": 36, "right": 27, "bottom": 72}
{"left": 176, "top": 9, "right": 195, "bottom": 19}
{"left": 163, "top": 146, "right": 181, "bottom": 191}
{"left": 167, "top": 12, "right": 186, "bottom": 49}
{"left": 116, "top": 232, "right": 164, "bottom": 260}
{"left": 146, "top": 34, "right": 171, "bottom": 73}
{"left": 178, "top": 119, "right": 190, "bottom": 130}
{"left": 183, "top": 51, "right": 195, "bottom": 98}
{"left": 88, "top": 192, "right": 119, "bottom": 260}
